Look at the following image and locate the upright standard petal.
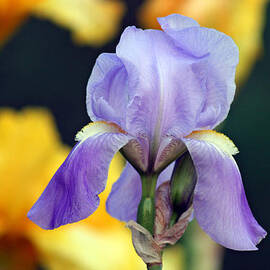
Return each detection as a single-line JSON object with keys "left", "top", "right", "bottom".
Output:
{"left": 106, "top": 162, "right": 174, "bottom": 222}
{"left": 86, "top": 53, "right": 129, "bottom": 127}
{"left": 159, "top": 15, "right": 239, "bottom": 129}
{"left": 116, "top": 26, "right": 205, "bottom": 141}
{"left": 28, "top": 122, "right": 131, "bottom": 229}
{"left": 183, "top": 130, "right": 266, "bottom": 250}
{"left": 157, "top": 14, "right": 199, "bottom": 31}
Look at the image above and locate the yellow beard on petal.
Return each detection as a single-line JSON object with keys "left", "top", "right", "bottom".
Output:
{"left": 186, "top": 130, "right": 239, "bottom": 156}
{"left": 75, "top": 121, "right": 127, "bottom": 142}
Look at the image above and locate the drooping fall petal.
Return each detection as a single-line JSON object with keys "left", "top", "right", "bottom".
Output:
{"left": 28, "top": 121, "right": 131, "bottom": 229}
{"left": 183, "top": 130, "right": 266, "bottom": 250}
{"left": 106, "top": 162, "right": 174, "bottom": 222}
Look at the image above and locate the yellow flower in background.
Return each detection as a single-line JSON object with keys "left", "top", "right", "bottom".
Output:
{"left": 0, "top": 107, "right": 187, "bottom": 270}
{"left": 0, "top": 108, "right": 144, "bottom": 270}
{"left": 32, "top": 0, "right": 125, "bottom": 46}
{"left": 0, "top": 107, "right": 68, "bottom": 232}
{"left": 0, "top": 0, "right": 124, "bottom": 47}
{"left": 0, "top": 0, "right": 43, "bottom": 46}
{"left": 138, "top": 0, "right": 268, "bottom": 83}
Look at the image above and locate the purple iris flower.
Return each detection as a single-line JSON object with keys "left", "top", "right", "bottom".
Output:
{"left": 28, "top": 14, "right": 266, "bottom": 250}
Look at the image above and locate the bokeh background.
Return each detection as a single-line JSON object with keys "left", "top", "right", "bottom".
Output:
{"left": 0, "top": 0, "right": 269, "bottom": 269}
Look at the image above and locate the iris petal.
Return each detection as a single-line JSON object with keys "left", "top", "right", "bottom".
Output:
{"left": 28, "top": 122, "right": 131, "bottom": 229}
{"left": 182, "top": 131, "right": 266, "bottom": 250}
{"left": 158, "top": 14, "right": 199, "bottom": 31}
{"left": 106, "top": 162, "right": 141, "bottom": 222}
{"left": 106, "top": 162, "right": 174, "bottom": 221}
{"left": 87, "top": 14, "right": 238, "bottom": 153}
{"left": 159, "top": 15, "right": 239, "bottom": 129}
{"left": 116, "top": 26, "right": 205, "bottom": 141}
{"left": 86, "top": 53, "right": 129, "bottom": 127}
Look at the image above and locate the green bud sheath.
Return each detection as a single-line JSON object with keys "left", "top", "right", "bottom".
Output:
{"left": 170, "top": 153, "right": 197, "bottom": 218}
{"left": 137, "top": 174, "right": 158, "bottom": 235}
{"left": 137, "top": 197, "right": 155, "bottom": 235}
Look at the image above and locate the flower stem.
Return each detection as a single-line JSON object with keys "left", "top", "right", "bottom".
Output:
{"left": 137, "top": 174, "right": 158, "bottom": 234}
{"left": 137, "top": 197, "right": 155, "bottom": 234}
{"left": 137, "top": 174, "right": 163, "bottom": 269}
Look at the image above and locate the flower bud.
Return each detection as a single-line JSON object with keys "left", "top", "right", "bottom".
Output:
{"left": 137, "top": 197, "right": 156, "bottom": 235}
{"left": 170, "top": 153, "right": 196, "bottom": 218}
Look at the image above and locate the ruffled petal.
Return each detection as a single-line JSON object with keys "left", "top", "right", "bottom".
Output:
{"left": 106, "top": 162, "right": 174, "bottom": 222}
{"left": 116, "top": 25, "right": 205, "bottom": 141}
{"left": 28, "top": 122, "right": 131, "bottom": 229}
{"left": 157, "top": 14, "right": 199, "bottom": 31}
{"left": 86, "top": 53, "right": 129, "bottom": 127}
{"left": 182, "top": 130, "right": 266, "bottom": 250}
{"left": 159, "top": 14, "right": 239, "bottom": 129}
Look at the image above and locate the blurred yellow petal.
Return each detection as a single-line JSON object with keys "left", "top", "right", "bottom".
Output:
{"left": 28, "top": 224, "right": 145, "bottom": 270}
{"left": 0, "top": 0, "right": 43, "bottom": 45}
{"left": 138, "top": 0, "right": 268, "bottom": 83}
{"left": 32, "top": 0, "right": 125, "bottom": 46}
{"left": 29, "top": 225, "right": 184, "bottom": 270}
{"left": 0, "top": 0, "right": 124, "bottom": 46}
{"left": 0, "top": 108, "right": 69, "bottom": 232}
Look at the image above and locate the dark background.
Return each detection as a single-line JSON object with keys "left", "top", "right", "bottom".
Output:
{"left": 0, "top": 1, "right": 269, "bottom": 269}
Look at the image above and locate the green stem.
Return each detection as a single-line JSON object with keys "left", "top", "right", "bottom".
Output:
{"left": 137, "top": 174, "right": 158, "bottom": 234}
{"left": 137, "top": 197, "right": 155, "bottom": 234}
{"left": 137, "top": 174, "right": 163, "bottom": 269}
{"left": 140, "top": 174, "right": 158, "bottom": 198}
